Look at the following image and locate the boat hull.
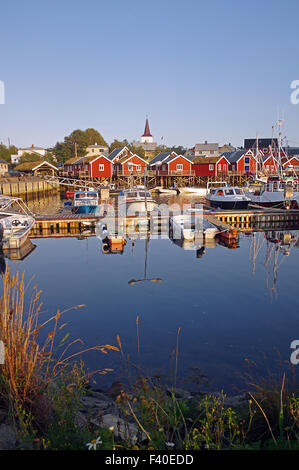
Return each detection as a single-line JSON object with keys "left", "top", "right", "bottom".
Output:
{"left": 179, "top": 188, "right": 207, "bottom": 196}
{"left": 73, "top": 205, "right": 98, "bottom": 214}
{"left": 119, "top": 200, "right": 158, "bottom": 214}
{"left": 246, "top": 191, "right": 299, "bottom": 209}
{"left": 208, "top": 200, "right": 250, "bottom": 210}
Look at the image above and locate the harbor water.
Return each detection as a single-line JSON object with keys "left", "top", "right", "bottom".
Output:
{"left": 1, "top": 192, "right": 299, "bottom": 393}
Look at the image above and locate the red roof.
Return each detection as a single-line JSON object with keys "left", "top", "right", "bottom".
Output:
{"left": 142, "top": 118, "right": 152, "bottom": 137}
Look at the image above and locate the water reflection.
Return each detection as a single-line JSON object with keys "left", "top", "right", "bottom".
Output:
{"left": 249, "top": 230, "right": 299, "bottom": 298}
{"left": 0, "top": 239, "right": 36, "bottom": 274}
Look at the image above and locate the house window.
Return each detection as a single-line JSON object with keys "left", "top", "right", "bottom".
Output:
{"left": 245, "top": 157, "right": 250, "bottom": 163}
{"left": 209, "top": 164, "right": 214, "bottom": 170}
{"left": 232, "top": 164, "right": 236, "bottom": 171}
{"left": 162, "top": 164, "right": 167, "bottom": 170}
{"left": 176, "top": 164, "right": 183, "bottom": 171}
{"left": 99, "top": 164, "right": 104, "bottom": 171}
{"left": 92, "top": 149, "right": 94, "bottom": 153}
{"left": 136, "top": 165, "right": 141, "bottom": 171}
{"left": 218, "top": 164, "right": 221, "bottom": 171}
{"left": 245, "top": 165, "right": 250, "bottom": 172}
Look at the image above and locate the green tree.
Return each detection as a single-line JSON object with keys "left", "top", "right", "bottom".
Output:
{"left": 20, "top": 152, "right": 42, "bottom": 163}
{"left": 0, "top": 144, "right": 18, "bottom": 162}
{"left": 54, "top": 128, "right": 107, "bottom": 162}
{"left": 109, "top": 139, "right": 129, "bottom": 153}
{"left": 129, "top": 143, "right": 145, "bottom": 158}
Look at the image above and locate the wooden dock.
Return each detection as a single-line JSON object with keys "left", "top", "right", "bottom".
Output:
{"left": 29, "top": 207, "right": 299, "bottom": 239}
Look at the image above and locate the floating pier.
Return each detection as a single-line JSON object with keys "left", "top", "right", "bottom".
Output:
{"left": 29, "top": 207, "right": 299, "bottom": 239}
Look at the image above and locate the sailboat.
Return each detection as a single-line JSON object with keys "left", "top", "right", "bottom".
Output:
{"left": 245, "top": 121, "right": 299, "bottom": 208}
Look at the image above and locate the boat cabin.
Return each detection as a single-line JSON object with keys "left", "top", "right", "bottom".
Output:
{"left": 208, "top": 187, "right": 246, "bottom": 197}
{"left": 73, "top": 190, "right": 98, "bottom": 207}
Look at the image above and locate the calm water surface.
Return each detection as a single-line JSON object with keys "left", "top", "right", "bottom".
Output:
{"left": 2, "top": 193, "right": 299, "bottom": 393}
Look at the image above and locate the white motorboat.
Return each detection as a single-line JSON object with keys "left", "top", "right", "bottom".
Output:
{"left": 206, "top": 183, "right": 250, "bottom": 210}
{"left": 178, "top": 187, "right": 207, "bottom": 196}
{"left": 245, "top": 177, "right": 299, "bottom": 208}
{"left": 0, "top": 212, "right": 35, "bottom": 250}
{"left": 118, "top": 186, "right": 158, "bottom": 214}
{"left": 170, "top": 214, "right": 218, "bottom": 241}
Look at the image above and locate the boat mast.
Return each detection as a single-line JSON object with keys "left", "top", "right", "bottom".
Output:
{"left": 255, "top": 132, "right": 260, "bottom": 178}
{"left": 277, "top": 119, "right": 283, "bottom": 178}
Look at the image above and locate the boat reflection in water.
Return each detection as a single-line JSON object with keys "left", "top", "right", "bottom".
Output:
{"left": 249, "top": 229, "right": 298, "bottom": 297}
{"left": 0, "top": 239, "right": 37, "bottom": 274}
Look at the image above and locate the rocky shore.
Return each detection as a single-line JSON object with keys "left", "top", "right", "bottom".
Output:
{"left": 0, "top": 379, "right": 249, "bottom": 450}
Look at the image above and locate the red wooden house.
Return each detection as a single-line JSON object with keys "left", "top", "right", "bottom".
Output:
{"left": 64, "top": 156, "right": 83, "bottom": 177}
{"left": 86, "top": 155, "right": 113, "bottom": 178}
{"left": 222, "top": 150, "right": 256, "bottom": 174}
{"left": 262, "top": 154, "right": 278, "bottom": 174}
{"left": 150, "top": 154, "right": 193, "bottom": 175}
{"left": 114, "top": 154, "right": 148, "bottom": 176}
{"left": 282, "top": 156, "right": 299, "bottom": 172}
{"left": 64, "top": 154, "right": 113, "bottom": 178}
{"left": 192, "top": 155, "right": 230, "bottom": 177}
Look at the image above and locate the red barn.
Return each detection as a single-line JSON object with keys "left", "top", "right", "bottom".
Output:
{"left": 192, "top": 156, "right": 230, "bottom": 177}
{"left": 114, "top": 154, "right": 148, "bottom": 176}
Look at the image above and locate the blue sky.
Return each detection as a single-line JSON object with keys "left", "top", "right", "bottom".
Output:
{"left": 1, "top": 0, "right": 299, "bottom": 149}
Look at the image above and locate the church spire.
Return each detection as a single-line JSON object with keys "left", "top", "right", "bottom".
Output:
{"left": 142, "top": 117, "right": 152, "bottom": 137}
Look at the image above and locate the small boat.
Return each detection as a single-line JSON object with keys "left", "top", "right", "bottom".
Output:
{"left": 66, "top": 189, "right": 76, "bottom": 199}
{"left": 178, "top": 187, "right": 207, "bottom": 196}
{"left": 118, "top": 186, "right": 158, "bottom": 214}
{"left": 0, "top": 212, "right": 35, "bottom": 250}
{"left": 170, "top": 214, "right": 218, "bottom": 241}
{"left": 245, "top": 177, "right": 299, "bottom": 208}
{"left": 72, "top": 190, "right": 99, "bottom": 214}
{"left": 157, "top": 188, "right": 178, "bottom": 195}
{"left": 206, "top": 184, "right": 250, "bottom": 210}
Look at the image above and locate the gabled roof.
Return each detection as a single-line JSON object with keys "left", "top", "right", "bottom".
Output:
{"left": 195, "top": 142, "right": 219, "bottom": 151}
{"left": 163, "top": 154, "right": 193, "bottom": 164}
{"left": 261, "top": 154, "right": 277, "bottom": 163}
{"left": 15, "top": 160, "right": 57, "bottom": 171}
{"left": 107, "top": 146, "right": 129, "bottom": 162}
{"left": 221, "top": 150, "right": 252, "bottom": 163}
{"left": 192, "top": 156, "right": 222, "bottom": 164}
{"left": 117, "top": 154, "right": 148, "bottom": 165}
{"left": 20, "top": 146, "right": 45, "bottom": 151}
{"left": 86, "top": 154, "right": 112, "bottom": 164}
{"left": 64, "top": 156, "right": 82, "bottom": 165}
{"left": 15, "top": 161, "right": 42, "bottom": 171}
{"left": 32, "top": 161, "right": 59, "bottom": 171}
{"left": 86, "top": 143, "right": 108, "bottom": 149}
{"left": 149, "top": 152, "right": 176, "bottom": 166}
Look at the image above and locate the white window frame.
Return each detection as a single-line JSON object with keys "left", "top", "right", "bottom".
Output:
{"left": 99, "top": 164, "right": 104, "bottom": 171}
{"left": 176, "top": 164, "right": 183, "bottom": 171}
{"left": 209, "top": 164, "right": 214, "bottom": 171}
